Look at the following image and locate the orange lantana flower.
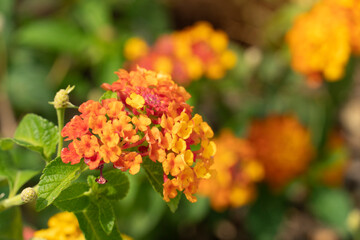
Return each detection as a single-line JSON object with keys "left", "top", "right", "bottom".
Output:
{"left": 61, "top": 67, "right": 215, "bottom": 203}
{"left": 286, "top": 0, "right": 360, "bottom": 85}
{"left": 124, "top": 22, "right": 237, "bottom": 85}
{"left": 248, "top": 115, "right": 314, "bottom": 189}
{"left": 198, "top": 130, "right": 263, "bottom": 211}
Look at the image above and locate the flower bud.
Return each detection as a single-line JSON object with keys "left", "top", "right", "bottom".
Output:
{"left": 49, "top": 85, "right": 76, "bottom": 109}
{"left": 21, "top": 187, "right": 37, "bottom": 203}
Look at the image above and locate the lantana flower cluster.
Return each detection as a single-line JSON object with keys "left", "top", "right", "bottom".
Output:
{"left": 33, "top": 212, "right": 84, "bottom": 240}
{"left": 123, "top": 21, "right": 237, "bottom": 85}
{"left": 198, "top": 130, "right": 263, "bottom": 211}
{"left": 286, "top": 0, "right": 360, "bottom": 85}
{"left": 33, "top": 212, "right": 133, "bottom": 240}
{"left": 248, "top": 115, "right": 314, "bottom": 190}
{"left": 61, "top": 67, "right": 216, "bottom": 203}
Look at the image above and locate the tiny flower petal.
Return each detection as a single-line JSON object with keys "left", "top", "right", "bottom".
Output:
{"left": 126, "top": 93, "right": 145, "bottom": 109}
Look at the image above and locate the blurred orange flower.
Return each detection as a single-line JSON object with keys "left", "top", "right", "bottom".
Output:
{"left": 124, "top": 37, "right": 149, "bottom": 61}
{"left": 124, "top": 22, "right": 237, "bottom": 85}
{"left": 286, "top": 0, "right": 360, "bottom": 85}
{"left": 33, "top": 212, "right": 84, "bottom": 240}
{"left": 33, "top": 212, "right": 133, "bottom": 240}
{"left": 198, "top": 130, "right": 264, "bottom": 211}
{"left": 248, "top": 115, "right": 314, "bottom": 190}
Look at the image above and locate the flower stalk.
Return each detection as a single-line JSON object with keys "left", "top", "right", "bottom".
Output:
{"left": 56, "top": 108, "right": 65, "bottom": 157}
{"left": 49, "top": 85, "right": 76, "bottom": 157}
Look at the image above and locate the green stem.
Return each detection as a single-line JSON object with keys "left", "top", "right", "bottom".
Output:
{"left": 57, "top": 108, "right": 65, "bottom": 157}
{"left": 0, "top": 185, "right": 39, "bottom": 212}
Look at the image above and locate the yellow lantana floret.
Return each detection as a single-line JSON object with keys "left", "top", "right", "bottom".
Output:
{"left": 126, "top": 93, "right": 145, "bottom": 109}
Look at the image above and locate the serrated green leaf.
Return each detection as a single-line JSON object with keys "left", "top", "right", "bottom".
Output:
{"left": 0, "top": 207, "right": 23, "bottom": 240}
{"left": 54, "top": 183, "right": 90, "bottom": 212}
{"left": 16, "top": 20, "right": 87, "bottom": 53}
{"left": 55, "top": 195, "right": 90, "bottom": 213}
{"left": 36, "top": 157, "right": 84, "bottom": 211}
{"left": 75, "top": 202, "right": 122, "bottom": 240}
{"left": 166, "top": 191, "right": 181, "bottom": 213}
{"left": 99, "top": 91, "right": 117, "bottom": 102}
{"left": 13, "top": 114, "right": 58, "bottom": 160}
{"left": 98, "top": 198, "right": 115, "bottom": 235}
{"left": 96, "top": 170, "right": 129, "bottom": 201}
{"left": 142, "top": 157, "right": 164, "bottom": 196}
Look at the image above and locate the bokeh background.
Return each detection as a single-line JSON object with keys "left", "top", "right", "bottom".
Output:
{"left": 1, "top": 0, "right": 360, "bottom": 239}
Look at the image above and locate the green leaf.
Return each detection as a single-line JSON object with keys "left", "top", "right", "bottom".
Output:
{"left": 142, "top": 157, "right": 164, "bottom": 196}
{"left": 13, "top": 114, "right": 58, "bottom": 160}
{"left": 16, "top": 20, "right": 87, "bottom": 53}
{"left": 142, "top": 157, "right": 179, "bottom": 212}
{"left": 95, "top": 170, "right": 129, "bottom": 201}
{"left": 308, "top": 187, "right": 352, "bottom": 236}
{"left": 0, "top": 149, "right": 39, "bottom": 197}
{"left": 75, "top": 202, "right": 122, "bottom": 240}
{"left": 54, "top": 183, "right": 90, "bottom": 212}
{"left": 0, "top": 138, "right": 14, "bottom": 151}
{"left": 10, "top": 170, "right": 39, "bottom": 197}
{"left": 0, "top": 150, "right": 15, "bottom": 180}
{"left": 99, "top": 91, "right": 118, "bottom": 102}
{"left": 166, "top": 191, "right": 181, "bottom": 213}
{"left": 98, "top": 198, "right": 115, "bottom": 235}
{"left": 0, "top": 207, "right": 23, "bottom": 240}
{"left": 36, "top": 157, "right": 84, "bottom": 211}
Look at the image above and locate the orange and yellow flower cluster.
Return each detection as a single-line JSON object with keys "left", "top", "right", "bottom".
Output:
{"left": 33, "top": 212, "right": 133, "bottom": 240}
{"left": 198, "top": 130, "right": 263, "bottom": 211}
{"left": 61, "top": 67, "right": 216, "bottom": 203}
{"left": 286, "top": 0, "right": 360, "bottom": 85}
{"left": 248, "top": 115, "right": 314, "bottom": 190}
{"left": 123, "top": 22, "right": 237, "bottom": 85}
{"left": 33, "top": 212, "right": 84, "bottom": 240}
